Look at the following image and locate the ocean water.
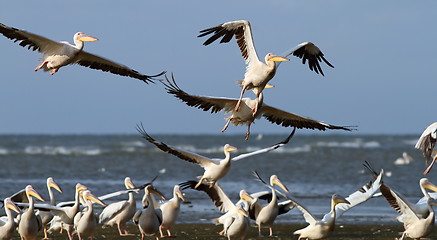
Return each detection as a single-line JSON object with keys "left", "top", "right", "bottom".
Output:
{"left": 0, "top": 133, "right": 433, "bottom": 225}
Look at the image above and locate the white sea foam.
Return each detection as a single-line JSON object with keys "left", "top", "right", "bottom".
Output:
{"left": 24, "top": 145, "right": 101, "bottom": 156}
{"left": 0, "top": 148, "right": 9, "bottom": 155}
{"left": 315, "top": 139, "right": 380, "bottom": 148}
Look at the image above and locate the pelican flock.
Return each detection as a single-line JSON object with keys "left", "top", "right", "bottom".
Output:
{"left": 0, "top": 14, "right": 435, "bottom": 240}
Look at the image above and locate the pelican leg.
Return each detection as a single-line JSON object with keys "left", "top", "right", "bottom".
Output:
{"left": 235, "top": 87, "right": 246, "bottom": 112}
{"left": 141, "top": 233, "right": 146, "bottom": 240}
{"left": 219, "top": 229, "right": 225, "bottom": 235}
{"left": 119, "top": 223, "right": 135, "bottom": 236}
{"left": 245, "top": 123, "right": 251, "bottom": 140}
{"left": 194, "top": 177, "right": 205, "bottom": 189}
{"left": 67, "top": 229, "right": 74, "bottom": 240}
{"left": 42, "top": 227, "right": 49, "bottom": 239}
{"left": 269, "top": 226, "right": 273, "bottom": 236}
{"left": 50, "top": 68, "right": 59, "bottom": 75}
{"left": 34, "top": 61, "right": 47, "bottom": 71}
{"left": 159, "top": 226, "right": 165, "bottom": 237}
{"left": 166, "top": 229, "right": 172, "bottom": 236}
{"left": 258, "top": 225, "right": 263, "bottom": 237}
{"left": 221, "top": 118, "right": 231, "bottom": 132}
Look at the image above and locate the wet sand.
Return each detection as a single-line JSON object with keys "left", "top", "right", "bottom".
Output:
{"left": 24, "top": 223, "right": 436, "bottom": 239}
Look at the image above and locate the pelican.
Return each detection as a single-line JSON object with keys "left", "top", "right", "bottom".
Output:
{"left": 74, "top": 190, "right": 106, "bottom": 240}
{"left": 157, "top": 185, "right": 185, "bottom": 237}
{"left": 162, "top": 74, "right": 351, "bottom": 140}
{"left": 0, "top": 198, "right": 21, "bottom": 240}
{"left": 179, "top": 181, "right": 254, "bottom": 239}
{"left": 137, "top": 123, "right": 294, "bottom": 189}
{"left": 198, "top": 20, "right": 334, "bottom": 112}
{"left": 415, "top": 122, "right": 437, "bottom": 175}
{"left": 133, "top": 185, "right": 166, "bottom": 240}
{"left": 0, "top": 23, "right": 165, "bottom": 82}
{"left": 36, "top": 177, "right": 63, "bottom": 240}
{"left": 249, "top": 174, "right": 289, "bottom": 236}
{"left": 394, "top": 152, "right": 414, "bottom": 165}
{"left": 98, "top": 177, "right": 138, "bottom": 236}
{"left": 18, "top": 185, "right": 45, "bottom": 240}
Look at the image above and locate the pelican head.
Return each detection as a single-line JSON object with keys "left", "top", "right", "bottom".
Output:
{"left": 82, "top": 190, "right": 106, "bottom": 207}
{"left": 25, "top": 185, "right": 45, "bottom": 202}
{"left": 266, "top": 53, "right": 290, "bottom": 62}
{"left": 76, "top": 183, "right": 88, "bottom": 193}
{"left": 237, "top": 204, "right": 249, "bottom": 218}
{"left": 75, "top": 32, "right": 98, "bottom": 42}
{"left": 224, "top": 144, "right": 238, "bottom": 152}
{"left": 47, "top": 177, "right": 63, "bottom": 194}
{"left": 125, "top": 177, "right": 136, "bottom": 189}
{"left": 145, "top": 185, "right": 166, "bottom": 200}
{"left": 174, "top": 185, "right": 185, "bottom": 201}
{"left": 239, "top": 190, "right": 254, "bottom": 203}
{"left": 4, "top": 198, "right": 21, "bottom": 214}
{"left": 332, "top": 194, "right": 350, "bottom": 206}
{"left": 270, "top": 175, "right": 289, "bottom": 193}
{"left": 420, "top": 178, "right": 437, "bottom": 192}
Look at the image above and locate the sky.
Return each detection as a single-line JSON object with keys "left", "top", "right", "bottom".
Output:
{"left": 0, "top": 1, "right": 435, "bottom": 135}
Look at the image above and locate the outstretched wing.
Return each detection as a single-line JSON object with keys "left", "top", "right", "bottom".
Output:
{"left": 198, "top": 20, "right": 260, "bottom": 66}
{"left": 232, "top": 127, "right": 296, "bottom": 161}
{"left": 261, "top": 105, "right": 352, "bottom": 131}
{"left": 76, "top": 51, "right": 165, "bottom": 83}
{"left": 415, "top": 122, "right": 437, "bottom": 165}
{"left": 278, "top": 42, "right": 334, "bottom": 76}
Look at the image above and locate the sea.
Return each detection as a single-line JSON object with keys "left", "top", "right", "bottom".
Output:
{"left": 0, "top": 133, "right": 433, "bottom": 225}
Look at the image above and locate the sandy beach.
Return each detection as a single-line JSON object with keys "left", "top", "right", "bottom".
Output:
{"left": 14, "top": 223, "right": 433, "bottom": 240}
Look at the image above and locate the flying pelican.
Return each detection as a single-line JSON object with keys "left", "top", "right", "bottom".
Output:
{"left": 254, "top": 169, "right": 383, "bottom": 239}
{"left": 0, "top": 198, "right": 21, "bottom": 240}
{"left": 157, "top": 185, "right": 185, "bottom": 237}
{"left": 74, "top": 190, "right": 106, "bottom": 240}
{"left": 179, "top": 181, "right": 254, "bottom": 239}
{"left": 99, "top": 177, "right": 138, "bottom": 236}
{"left": 137, "top": 123, "right": 295, "bottom": 188}
{"left": 18, "top": 185, "right": 45, "bottom": 240}
{"left": 0, "top": 23, "right": 165, "bottom": 82}
{"left": 162, "top": 74, "right": 351, "bottom": 140}
{"left": 249, "top": 174, "right": 290, "bottom": 236}
{"left": 415, "top": 122, "right": 437, "bottom": 175}
{"left": 133, "top": 185, "right": 166, "bottom": 240}
{"left": 36, "top": 177, "right": 63, "bottom": 240}
{"left": 198, "top": 20, "right": 334, "bottom": 112}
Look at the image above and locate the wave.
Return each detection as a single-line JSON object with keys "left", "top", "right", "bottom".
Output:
{"left": 315, "top": 140, "right": 380, "bottom": 148}
{"left": 24, "top": 146, "right": 102, "bottom": 156}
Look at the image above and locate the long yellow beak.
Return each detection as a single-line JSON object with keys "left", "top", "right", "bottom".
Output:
{"left": 48, "top": 178, "right": 63, "bottom": 194}
{"left": 175, "top": 187, "right": 185, "bottom": 201}
{"left": 272, "top": 177, "right": 289, "bottom": 193}
{"left": 239, "top": 190, "right": 254, "bottom": 203}
{"left": 85, "top": 192, "right": 106, "bottom": 207}
{"left": 265, "top": 83, "right": 275, "bottom": 89}
{"left": 225, "top": 144, "right": 238, "bottom": 152}
{"left": 125, "top": 177, "right": 136, "bottom": 189}
{"left": 267, "top": 55, "right": 290, "bottom": 62}
{"left": 423, "top": 180, "right": 437, "bottom": 192}
{"left": 77, "top": 34, "right": 98, "bottom": 42}
{"left": 26, "top": 186, "right": 45, "bottom": 202}
{"left": 237, "top": 206, "right": 249, "bottom": 218}
{"left": 5, "top": 199, "right": 21, "bottom": 214}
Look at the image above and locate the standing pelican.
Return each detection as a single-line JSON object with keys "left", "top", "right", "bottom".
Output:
{"left": 37, "top": 177, "right": 63, "bottom": 240}
{"left": 250, "top": 175, "right": 289, "bottom": 236}
{"left": 74, "top": 190, "right": 106, "bottom": 240}
{"left": 179, "top": 181, "right": 254, "bottom": 239}
{"left": 0, "top": 23, "right": 165, "bottom": 82}
{"left": 137, "top": 123, "right": 294, "bottom": 187}
{"left": 415, "top": 122, "right": 437, "bottom": 175}
{"left": 157, "top": 185, "right": 185, "bottom": 237}
{"left": 133, "top": 185, "right": 166, "bottom": 240}
{"left": 0, "top": 198, "right": 21, "bottom": 240}
{"left": 198, "top": 20, "right": 334, "bottom": 112}
{"left": 162, "top": 75, "right": 351, "bottom": 140}
{"left": 18, "top": 185, "right": 45, "bottom": 240}
{"left": 99, "top": 177, "right": 138, "bottom": 236}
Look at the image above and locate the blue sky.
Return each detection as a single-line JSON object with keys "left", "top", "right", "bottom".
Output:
{"left": 0, "top": 1, "right": 435, "bottom": 135}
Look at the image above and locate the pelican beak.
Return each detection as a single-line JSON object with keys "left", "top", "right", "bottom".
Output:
{"left": 265, "top": 83, "right": 275, "bottom": 89}
{"left": 77, "top": 34, "right": 98, "bottom": 42}
{"left": 27, "top": 186, "right": 45, "bottom": 202}
{"left": 125, "top": 177, "right": 136, "bottom": 189}
{"left": 148, "top": 186, "right": 167, "bottom": 200}
{"left": 86, "top": 193, "right": 106, "bottom": 207}
{"left": 225, "top": 145, "right": 238, "bottom": 152}
{"left": 333, "top": 195, "right": 350, "bottom": 206}
{"left": 49, "top": 179, "right": 63, "bottom": 194}
{"left": 423, "top": 179, "right": 437, "bottom": 192}
{"left": 272, "top": 176, "right": 289, "bottom": 193}
{"left": 237, "top": 206, "right": 249, "bottom": 218}
{"left": 76, "top": 183, "right": 88, "bottom": 193}
{"left": 5, "top": 199, "right": 21, "bottom": 214}
{"left": 239, "top": 190, "right": 254, "bottom": 203}
{"left": 267, "top": 55, "right": 290, "bottom": 62}
{"left": 175, "top": 187, "right": 185, "bottom": 201}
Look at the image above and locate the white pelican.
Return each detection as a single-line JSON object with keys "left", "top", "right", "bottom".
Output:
{"left": 18, "top": 185, "right": 45, "bottom": 240}
{"left": 415, "top": 122, "right": 437, "bottom": 175}
{"left": 98, "top": 177, "right": 138, "bottom": 236}
{"left": 137, "top": 123, "right": 294, "bottom": 188}
{"left": 0, "top": 23, "right": 165, "bottom": 82}
{"left": 37, "top": 177, "right": 63, "bottom": 240}
{"left": 133, "top": 185, "right": 166, "bottom": 240}
{"left": 249, "top": 174, "right": 290, "bottom": 236}
{"left": 0, "top": 198, "right": 21, "bottom": 240}
{"left": 178, "top": 181, "right": 254, "bottom": 239}
{"left": 163, "top": 74, "right": 351, "bottom": 140}
{"left": 198, "top": 20, "right": 334, "bottom": 112}
{"left": 394, "top": 152, "right": 414, "bottom": 165}
{"left": 157, "top": 185, "right": 185, "bottom": 237}
{"left": 74, "top": 190, "right": 106, "bottom": 240}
